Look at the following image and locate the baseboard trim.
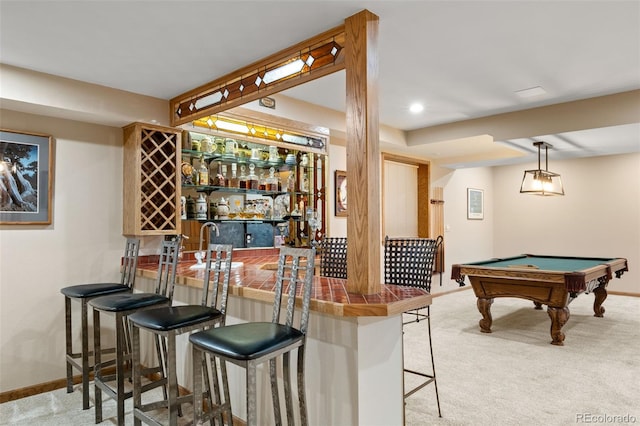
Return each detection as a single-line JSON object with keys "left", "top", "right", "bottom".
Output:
{"left": 0, "top": 369, "right": 244, "bottom": 425}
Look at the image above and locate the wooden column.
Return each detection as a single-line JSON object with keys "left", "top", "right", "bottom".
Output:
{"left": 345, "top": 10, "right": 381, "bottom": 295}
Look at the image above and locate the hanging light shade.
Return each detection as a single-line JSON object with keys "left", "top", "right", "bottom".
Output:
{"left": 520, "top": 141, "right": 565, "bottom": 196}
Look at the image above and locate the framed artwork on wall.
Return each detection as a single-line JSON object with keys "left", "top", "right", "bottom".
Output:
{"left": 0, "top": 129, "right": 55, "bottom": 225}
{"left": 467, "top": 188, "right": 484, "bottom": 220}
{"left": 335, "top": 170, "right": 347, "bottom": 217}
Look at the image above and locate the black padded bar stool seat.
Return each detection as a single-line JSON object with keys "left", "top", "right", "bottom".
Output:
{"left": 190, "top": 246, "right": 316, "bottom": 426}
{"left": 60, "top": 237, "right": 140, "bottom": 410}
{"left": 129, "top": 242, "right": 233, "bottom": 426}
{"left": 130, "top": 305, "right": 222, "bottom": 332}
{"left": 190, "top": 322, "right": 304, "bottom": 361}
{"left": 90, "top": 235, "right": 181, "bottom": 425}
{"left": 61, "top": 283, "right": 130, "bottom": 299}
{"left": 90, "top": 293, "right": 170, "bottom": 312}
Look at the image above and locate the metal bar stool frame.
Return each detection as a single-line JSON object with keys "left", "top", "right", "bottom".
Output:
{"left": 129, "top": 243, "right": 233, "bottom": 426}
{"left": 190, "top": 246, "right": 316, "bottom": 426}
{"left": 90, "top": 235, "right": 181, "bottom": 425}
{"left": 60, "top": 237, "right": 140, "bottom": 410}
{"left": 384, "top": 235, "right": 443, "bottom": 418}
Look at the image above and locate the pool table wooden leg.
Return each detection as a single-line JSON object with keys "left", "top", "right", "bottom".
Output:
{"left": 593, "top": 283, "right": 607, "bottom": 317}
{"left": 477, "top": 297, "right": 493, "bottom": 333}
{"left": 547, "top": 306, "right": 570, "bottom": 346}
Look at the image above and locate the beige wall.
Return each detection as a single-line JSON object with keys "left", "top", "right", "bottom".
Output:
{"left": 493, "top": 153, "right": 640, "bottom": 294}
{"left": 0, "top": 109, "right": 126, "bottom": 392}
{"left": 1, "top": 68, "right": 638, "bottom": 395}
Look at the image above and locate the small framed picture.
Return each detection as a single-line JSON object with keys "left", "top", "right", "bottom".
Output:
{"left": 335, "top": 170, "right": 347, "bottom": 217}
{"left": 467, "top": 188, "right": 484, "bottom": 220}
{"left": 1, "top": 129, "right": 55, "bottom": 225}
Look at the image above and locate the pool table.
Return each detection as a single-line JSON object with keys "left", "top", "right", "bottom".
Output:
{"left": 451, "top": 255, "right": 629, "bottom": 345}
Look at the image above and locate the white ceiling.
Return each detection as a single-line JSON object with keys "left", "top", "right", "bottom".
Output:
{"left": 1, "top": 0, "right": 639, "bottom": 168}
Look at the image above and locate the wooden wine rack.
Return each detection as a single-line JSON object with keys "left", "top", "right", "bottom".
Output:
{"left": 123, "top": 122, "right": 182, "bottom": 236}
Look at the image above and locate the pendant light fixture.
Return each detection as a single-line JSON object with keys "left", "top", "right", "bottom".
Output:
{"left": 520, "top": 141, "right": 564, "bottom": 196}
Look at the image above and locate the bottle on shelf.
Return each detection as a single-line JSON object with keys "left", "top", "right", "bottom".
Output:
{"left": 275, "top": 169, "right": 282, "bottom": 191}
{"left": 287, "top": 170, "right": 296, "bottom": 192}
{"left": 239, "top": 164, "right": 248, "bottom": 189}
{"left": 300, "top": 169, "right": 309, "bottom": 192}
{"left": 300, "top": 153, "right": 309, "bottom": 167}
{"left": 229, "top": 163, "right": 240, "bottom": 188}
{"left": 267, "top": 167, "right": 278, "bottom": 191}
{"left": 198, "top": 156, "right": 209, "bottom": 186}
{"left": 208, "top": 160, "right": 219, "bottom": 185}
{"left": 221, "top": 164, "right": 229, "bottom": 187}
{"left": 248, "top": 163, "right": 259, "bottom": 190}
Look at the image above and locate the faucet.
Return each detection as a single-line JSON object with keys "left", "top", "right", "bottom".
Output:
{"left": 190, "top": 222, "right": 220, "bottom": 269}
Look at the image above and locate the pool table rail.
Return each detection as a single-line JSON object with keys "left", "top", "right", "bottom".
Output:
{"left": 450, "top": 254, "right": 629, "bottom": 346}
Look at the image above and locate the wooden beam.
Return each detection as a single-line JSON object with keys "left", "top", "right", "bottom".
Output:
{"left": 345, "top": 10, "right": 381, "bottom": 295}
{"left": 170, "top": 26, "right": 346, "bottom": 127}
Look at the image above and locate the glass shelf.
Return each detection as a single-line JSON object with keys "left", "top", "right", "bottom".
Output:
{"left": 182, "top": 185, "right": 287, "bottom": 197}
{"left": 183, "top": 218, "right": 288, "bottom": 223}
{"left": 181, "top": 149, "right": 322, "bottom": 172}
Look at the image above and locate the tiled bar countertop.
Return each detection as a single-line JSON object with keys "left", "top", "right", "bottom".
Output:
{"left": 135, "top": 248, "right": 431, "bottom": 317}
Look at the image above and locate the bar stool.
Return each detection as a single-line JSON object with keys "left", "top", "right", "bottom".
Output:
{"left": 384, "top": 236, "right": 443, "bottom": 417}
{"left": 89, "top": 235, "right": 181, "bottom": 425}
{"left": 128, "top": 242, "right": 233, "bottom": 425}
{"left": 318, "top": 237, "right": 347, "bottom": 279}
{"left": 60, "top": 237, "right": 140, "bottom": 410}
{"left": 189, "top": 246, "right": 316, "bottom": 426}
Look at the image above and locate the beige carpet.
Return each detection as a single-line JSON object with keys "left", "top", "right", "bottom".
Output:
{"left": 1, "top": 289, "right": 638, "bottom": 425}
{"left": 403, "top": 289, "right": 640, "bottom": 425}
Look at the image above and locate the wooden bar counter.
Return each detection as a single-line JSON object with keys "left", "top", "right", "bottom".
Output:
{"left": 134, "top": 248, "right": 432, "bottom": 425}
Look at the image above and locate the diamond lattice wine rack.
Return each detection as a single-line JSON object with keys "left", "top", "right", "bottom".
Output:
{"left": 123, "top": 122, "right": 182, "bottom": 236}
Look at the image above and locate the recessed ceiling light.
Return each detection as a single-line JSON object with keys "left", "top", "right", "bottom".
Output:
{"left": 515, "top": 86, "right": 547, "bottom": 98}
{"left": 409, "top": 103, "right": 424, "bottom": 113}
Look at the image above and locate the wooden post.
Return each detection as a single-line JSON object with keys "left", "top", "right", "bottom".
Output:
{"left": 345, "top": 10, "right": 381, "bottom": 295}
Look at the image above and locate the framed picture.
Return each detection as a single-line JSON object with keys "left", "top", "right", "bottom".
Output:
{"left": 335, "top": 170, "right": 347, "bottom": 217}
{"left": 467, "top": 188, "right": 484, "bottom": 220}
{"left": 1, "top": 129, "right": 54, "bottom": 225}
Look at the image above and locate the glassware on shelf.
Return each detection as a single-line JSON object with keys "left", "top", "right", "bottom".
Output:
{"left": 266, "top": 167, "right": 278, "bottom": 191}
{"left": 300, "top": 169, "right": 309, "bottom": 192}
{"left": 196, "top": 193, "right": 208, "bottom": 220}
{"left": 208, "top": 160, "right": 218, "bottom": 185}
{"left": 248, "top": 163, "right": 259, "bottom": 190}
{"left": 285, "top": 153, "right": 297, "bottom": 165}
{"left": 221, "top": 164, "right": 229, "bottom": 187}
{"left": 216, "top": 197, "right": 230, "bottom": 219}
{"left": 258, "top": 171, "right": 267, "bottom": 191}
{"left": 275, "top": 169, "right": 282, "bottom": 191}
{"left": 287, "top": 170, "right": 296, "bottom": 192}
{"left": 239, "top": 164, "right": 248, "bottom": 189}
{"left": 229, "top": 163, "right": 240, "bottom": 188}
{"left": 211, "top": 162, "right": 227, "bottom": 186}
{"left": 228, "top": 196, "right": 243, "bottom": 219}
{"left": 198, "top": 156, "right": 209, "bottom": 186}
{"left": 186, "top": 195, "right": 195, "bottom": 219}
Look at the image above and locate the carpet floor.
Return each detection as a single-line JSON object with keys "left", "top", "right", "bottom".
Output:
{"left": 1, "top": 289, "right": 638, "bottom": 425}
